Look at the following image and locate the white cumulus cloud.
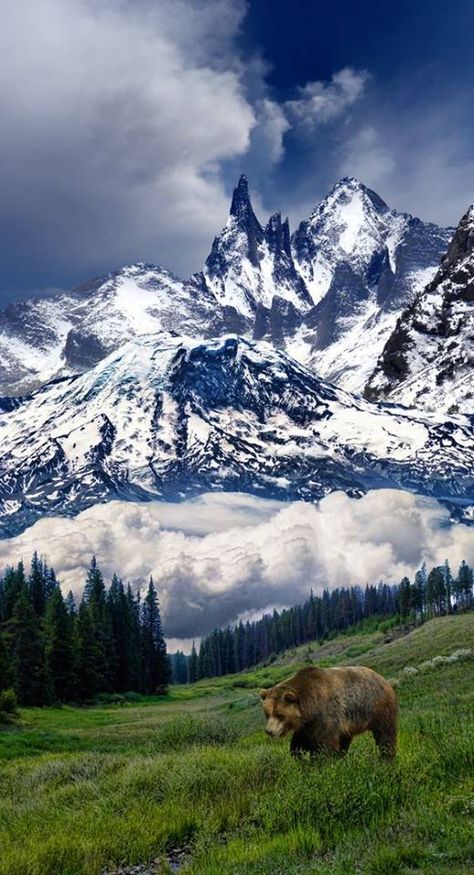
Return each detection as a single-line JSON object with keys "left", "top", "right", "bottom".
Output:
{"left": 0, "top": 490, "right": 473, "bottom": 647}
{"left": 285, "top": 68, "right": 369, "bottom": 128}
{"left": 250, "top": 99, "right": 292, "bottom": 166}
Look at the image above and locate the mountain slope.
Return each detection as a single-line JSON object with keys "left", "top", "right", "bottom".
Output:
{"left": 1, "top": 333, "right": 473, "bottom": 537}
{"left": 0, "top": 177, "right": 452, "bottom": 397}
{"left": 365, "top": 205, "right": 474, "bottom": 413}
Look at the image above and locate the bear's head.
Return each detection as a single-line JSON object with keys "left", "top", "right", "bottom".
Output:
{"left": 259, "top": 685, "right": 303, "bottom": 737}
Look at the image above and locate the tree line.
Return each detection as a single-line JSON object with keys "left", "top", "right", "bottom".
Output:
{"left": 0, "top": 553, "right": 170, "bottom": 706}
{"left": 178, "top": 559, "right": 474, "bottom": 682}
{"left": 1, "top": 552, "right": 472, "bottom": 703}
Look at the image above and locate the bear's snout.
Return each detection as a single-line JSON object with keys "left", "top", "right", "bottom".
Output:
{"left": 264, "top": 716, "right": 288, "bottom": 738}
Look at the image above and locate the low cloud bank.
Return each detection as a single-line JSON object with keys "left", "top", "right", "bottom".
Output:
{"left": 0, "top": 490, "right": 473, "bottom": 645}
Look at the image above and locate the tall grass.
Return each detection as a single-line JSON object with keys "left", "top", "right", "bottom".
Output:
{"left": 0, "top": 614, "right": 473, "bottom": 875}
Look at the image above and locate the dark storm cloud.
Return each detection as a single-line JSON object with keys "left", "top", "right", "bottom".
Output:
{"left": 0, "top": 0, "right": 255, "bottom": 297}
{"left": 1, "top": 0, "right": 473, "bottom": 301}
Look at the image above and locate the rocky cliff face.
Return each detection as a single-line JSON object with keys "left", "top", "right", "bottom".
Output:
{"left": 365, "top": 206, "right": 474, "bottom": 414}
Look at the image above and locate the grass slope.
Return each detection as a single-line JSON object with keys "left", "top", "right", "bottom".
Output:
{"left": 0, "top": 614, "right": 473, "bottom": 875}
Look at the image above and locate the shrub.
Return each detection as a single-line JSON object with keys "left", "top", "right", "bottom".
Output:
{"left": 93, "top": 692, "right": 128, "bottom": 706}
{"left": 378, "top": 619, "right": 396, "bottom": 633}
{"left": 399, "top": 646, "right": 473, "bottom": 683}
{"left": 123, "top": 691, "right": 142, "bottom": 703}
{"left": 450, "top": 648, "right": 472, "bottom": 661}
{"left": 0, "top": 689, "right": 19, "bottom": 725}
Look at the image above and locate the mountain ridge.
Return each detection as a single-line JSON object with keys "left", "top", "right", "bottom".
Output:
{"left": 0, "top": 176, "right": 453, "bottom": 398}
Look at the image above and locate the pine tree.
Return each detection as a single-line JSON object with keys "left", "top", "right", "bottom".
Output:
{"left": 45, "top": 565, "right": 59, "bottom": 602}
{"left": 0, "top": 630, "right": 12, "bottom": 690}
{"left": 426, "top": 566, "right": 445, "bottom": 617}
{"left": 102, "top": 601, "right": 118, "bottom": 692}
{"left": 8, "top": 590, "right": 46, "bottom": 705}
{"left": 83, "top": 557, "right": 106, "bottom": 609}
{"left": 126, "top": 585, "right": 143, "bottom": 692}
{"left": 187, "top": 641, "right": 198, "bottom": 683}
{"left": 82, "top": 557, "right": 109, "bottom": 690}
{"left": 170, "top": 651, "right": 188, "bottom": 684}
{"left": 222, "top": 627, "right": 235, "bottom": 674}
{"left": 44, "top": 587, "right": 75, "bottom": 702}
{"left": 65, "top": 591, "right": 76, "bottom": 617}
{"left": 75, "top": 602, "right": 103, "bottom": 701}
{"left": 1, "top": 562, "right": 27, "bottom": 622}
{"left": 455, "top": 560, "right": 473, "bottom": 610}
{"left": 141, "top": 578, "right": 170, "bottom": 694}
{"left": 197, "top": 638, "right": 210, "bottom": 680}
{"left": 29, "top": 551, "right": 47, "bottom": 616}
{"left": 443, "top": 560, "right": 453, "bottom": 614}
{"left": 233, "top": 621, "right": 245, "bottom": 672}
{"left": 108, "top": 575, "right": 136, "bottom": 691}
{"left": 411, "top": 568, "right": 426, "bottom": 622}
{"left": 399, "top": 577, "right": 411, "bottom": 623}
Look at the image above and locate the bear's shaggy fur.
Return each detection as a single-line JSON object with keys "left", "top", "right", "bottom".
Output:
{"left": 260, "top": 666, "right": 398, "bottom": 758}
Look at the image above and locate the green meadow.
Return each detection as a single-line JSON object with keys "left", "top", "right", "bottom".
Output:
{"left": 0, "top": 613, "right": 473, "bottom": 875}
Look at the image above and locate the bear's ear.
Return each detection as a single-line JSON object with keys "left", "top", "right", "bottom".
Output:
{"left": 283, "top": 689, "right": 299, "bottom": 704}
{"left": 259, "top": 688, "right": 269, "bottom": 700}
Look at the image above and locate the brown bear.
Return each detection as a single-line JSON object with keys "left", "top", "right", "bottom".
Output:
{"left": 260, "top": 665, "right": 397, "bottom": 758}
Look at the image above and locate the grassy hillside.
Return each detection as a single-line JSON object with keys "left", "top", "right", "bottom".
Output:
{"left": 0, "top": 613, "right": 473, "bottom": 875}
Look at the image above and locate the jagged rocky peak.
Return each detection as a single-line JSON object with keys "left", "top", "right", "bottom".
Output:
{"left": 304, "top": 177, "right": 394, "bottom": 253}
{"left": 319, "top": 176, "right": 390, "bottom": 215}
{"left": 205, "top": 174, "right": 263, "bottom": 278}
{"left": 230, "top": 174, "right": 253, "bottom": 219}
{"left": 364, "top": 203, "right": 474, "bottom": 414}
{"left": 294, "top": 176, "right": 399, "bottom": 263}
{"left": 204, "top": 175, "right": 311, "bottom": 317}
{"left": 290, "top": 176, "right": 404, "bottom": 310}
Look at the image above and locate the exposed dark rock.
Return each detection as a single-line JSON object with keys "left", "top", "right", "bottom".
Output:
{"left": 64, "top": 329, "right": 111, "bottom": 370}
{"left": 365, "top": 206, "right": 474, "bottom": 411}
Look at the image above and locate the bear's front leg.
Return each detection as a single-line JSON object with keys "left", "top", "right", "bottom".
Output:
{"left": 290, "top": 729, "right": 320, "bottom": 758}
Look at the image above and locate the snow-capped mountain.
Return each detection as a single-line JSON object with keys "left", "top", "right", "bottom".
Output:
{"left": 365, "top": 206, "right": 474, "bottom": 414}
{"left": 0, "top": 177, "right": 452, "bottom": 397}
{"left": 0, "top": 265, "right": 217, "bottom": 397}
{"left": 1, "top": 334, "right": 472, "bottom": 538}
{"left": 289, "top": 177, "right": 453, "bottom": 392}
